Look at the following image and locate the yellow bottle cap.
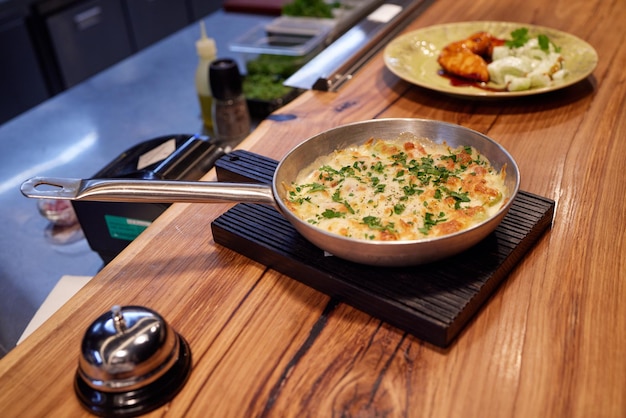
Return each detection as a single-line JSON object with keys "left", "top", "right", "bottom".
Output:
{"left": 196, "top": 21, "right": 216, "bottom": 59}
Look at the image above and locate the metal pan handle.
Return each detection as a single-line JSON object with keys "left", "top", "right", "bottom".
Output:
{"left": 20, "top": 177, "right": 276, "bottom": 206}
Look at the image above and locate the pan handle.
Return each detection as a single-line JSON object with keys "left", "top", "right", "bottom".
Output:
{"left": 20, "top": 177, "right": 277, "bottom": 206}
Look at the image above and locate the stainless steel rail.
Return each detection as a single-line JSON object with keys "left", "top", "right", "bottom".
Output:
{"left": 285, "top": 0, "right": 434, "bottom": 92}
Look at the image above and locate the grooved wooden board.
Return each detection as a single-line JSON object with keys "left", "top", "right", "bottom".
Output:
{"left": 212, "top": 150, "right": 554, "bottom": 347}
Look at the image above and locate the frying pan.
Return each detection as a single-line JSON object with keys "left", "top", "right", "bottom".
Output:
{"left": 21, "top": 118, "right": 520, "bottom": 266}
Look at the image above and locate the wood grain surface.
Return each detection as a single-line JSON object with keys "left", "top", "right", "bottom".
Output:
{"left": 1, "top": 0, "right": 625, "bottom": 416}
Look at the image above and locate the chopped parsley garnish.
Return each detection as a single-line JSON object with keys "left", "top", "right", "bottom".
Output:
{"left": 371, "top": 161, "right": 385, "bottom": 173}
{"left": 340, "top": 165, "right": 356, "bottom": 176}
{"left": 362, "top": 216, "right": 395, "bottom": 233}
{"left": 419, "top": 212, "right": 448, "bottom": 234}
{"left": 321, "top": 209, "right": 344, "bottom": 219}
{"left": 305, "top": 183, "right": 326, "bottom": 192}
{"left": 332, "top": 190, "right": 355, "bottom": 213}
{"left": 440, "top": 187, "right": 471, "bottom": 209}
{"left": 391, "top": 152, "right": 407, "bottom": 166}
{"left": 403, "top": 184, "right": 423, "bottom": 196}
{"left": 448, "top": 190, "right": 470, "bottom": 202}
{"left": 393, "top": 203, "right": 406, "bottom": 215}
{"left": 286, "top": 137, "right": 506, "bottom": 241}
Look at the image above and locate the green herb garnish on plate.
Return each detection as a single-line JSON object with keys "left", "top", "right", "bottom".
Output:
{"left": 505, "top": 27, "right": 561, "bottom": 53}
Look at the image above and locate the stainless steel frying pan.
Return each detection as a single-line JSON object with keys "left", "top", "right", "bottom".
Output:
{"left": 21, "top": 119, "right": 520, "bottom": 266}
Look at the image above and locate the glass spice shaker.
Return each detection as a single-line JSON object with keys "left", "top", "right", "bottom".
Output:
{"left": 209, "top": 58, "right": 251, "bottom": 145}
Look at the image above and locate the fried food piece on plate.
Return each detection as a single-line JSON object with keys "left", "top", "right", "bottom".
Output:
{"left": 438, "top": 32, "right": 495, "bottom": 82}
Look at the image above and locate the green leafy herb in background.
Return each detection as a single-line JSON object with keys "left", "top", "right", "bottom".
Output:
{"left": 243, "top": 74, "right": 292, "bottom": 101}
{"left": 243, "top": 55, "right": 298, "bottom": 101}
{"left": 282, "top": 0, "right": 341, "bottom": 18}
{"left": 244, "top": 1, "right": 345, "bottom": 101}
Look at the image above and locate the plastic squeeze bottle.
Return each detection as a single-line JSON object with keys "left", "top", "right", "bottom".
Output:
{"left": 195, "top": 21, "right": 217, "bottom": 131}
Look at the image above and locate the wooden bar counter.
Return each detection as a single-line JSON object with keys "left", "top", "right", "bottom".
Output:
{"left": 1, "top": 0, "right": 625, "bottom": 416}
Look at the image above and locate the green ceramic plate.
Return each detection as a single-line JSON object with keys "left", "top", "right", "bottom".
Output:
{"left": 383, "top": 21, "right": 598, "bottom": 98}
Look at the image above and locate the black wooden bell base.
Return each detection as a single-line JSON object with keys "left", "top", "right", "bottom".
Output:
{"left": 74, "top": 335, "right": 191, "bottom": 417}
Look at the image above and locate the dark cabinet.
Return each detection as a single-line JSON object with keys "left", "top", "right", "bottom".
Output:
{"left": 124, "top": 0, "right": 189, "bottom": 50}
{"left": 0, "top": 5, "right": 49, "bottom": 124}
{"left": 32, "top": 0, "right": 216, "bottom": 90}
{"left": 188, "top": 0, "right": 223, "bottom": 20}
{"left": 0, "top": 0, "right": 224, "bottom": 123}
{"left": 45, "top": 0, "right": 133, "bottom": 88}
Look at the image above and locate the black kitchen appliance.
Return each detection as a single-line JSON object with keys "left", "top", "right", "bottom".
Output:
{"left": 72, "top": 134, "right": 224, "bottom": 264}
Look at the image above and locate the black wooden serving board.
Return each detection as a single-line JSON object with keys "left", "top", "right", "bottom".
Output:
{"left": 211, "top": 150, "right": 555, "bottom": 347}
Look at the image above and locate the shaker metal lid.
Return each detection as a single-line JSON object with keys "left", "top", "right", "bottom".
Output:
{"left": 74, "top": 305, "right": 192, "bottom": 417}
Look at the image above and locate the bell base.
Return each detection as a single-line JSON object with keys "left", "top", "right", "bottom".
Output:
{"left": 74, "top": 334, "right": 192, "bottom": 417}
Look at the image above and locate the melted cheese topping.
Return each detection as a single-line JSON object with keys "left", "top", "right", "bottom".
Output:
{"left": 284, "top": 132, "right": 508, "bottom": 241}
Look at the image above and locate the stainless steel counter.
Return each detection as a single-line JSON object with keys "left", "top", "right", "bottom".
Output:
{"left": 0, "top": 10, "right": 272, "bottom": 357}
